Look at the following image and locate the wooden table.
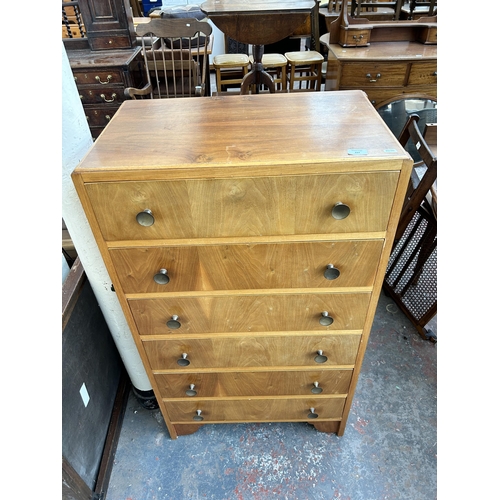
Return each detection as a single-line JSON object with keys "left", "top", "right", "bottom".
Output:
{"left": 201, "top": 0, "right": 315, "bottom": 94}
{"left": 320, "top": 32, "right": 437, "bottom": 107}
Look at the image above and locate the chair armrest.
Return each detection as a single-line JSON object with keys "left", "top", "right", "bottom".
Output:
{"left": 124, "top": 83, "right": 152, "bottom": 100}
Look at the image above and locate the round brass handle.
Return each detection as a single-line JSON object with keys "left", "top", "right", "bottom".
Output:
{"left": 311, "top": 381, "right": 323, "bottom": 394}
{"left": 154, "top": 269, "right": 170, "bottom": 285}
{"left": 167, "top": 315, "right": 181, "bottom": 330}
{"left": 319, "top": 311, "right": 334, "bottom": 326}
{"left": 100, "top": 92, "right": 117, "bottom": 102}
{"left": 95, "top": 74, "right": 112, "bottom": 84}
{"left": 177, "top": 353, "right": 190, "bottom": 366}
{"left": 331, "top": 202, "right": 350, "bottom": 220}
{"left": 324, "top": 264, "right": 340, "bottom": 280}
{"left": 308, "top": 407, "right": 319, "bottom": 419}
{"left": 193, "top": 409, "right": 204, "bottom": 421}
{"left": 136, "top": 209, "right": 155, "bottom": 226}
{"left": 314, "top": 350, "right": 328, "bottom": 364}
{"left": 366, "top": 72, "right": 381, "bottom": 82}
{"left": 186, "top": 384, "right": 197, "bottom": 397}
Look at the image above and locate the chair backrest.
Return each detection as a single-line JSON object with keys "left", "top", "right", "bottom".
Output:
{"left": 135, "top": 18, "right": 212, "bottom": 98}
{"left": 395, "top": 114, "right": 437, "bottom": 240}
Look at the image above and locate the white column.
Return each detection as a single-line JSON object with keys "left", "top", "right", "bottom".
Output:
{"left": 61, "top": 43, "right": 151, "bottom": 391}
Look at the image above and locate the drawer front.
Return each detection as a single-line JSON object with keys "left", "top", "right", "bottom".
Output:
{"left": 154, "top": 369, "right": 353, "bottom": 398}
{"left": 85, "top": 172, "right": 399, "bottom": 241}
{"left": 166, "top": 397, "right": 346, "bottom": 422}
{"left": 130, "top": 293, "right": 370, "bottom": 335}
{"left": 73, "top": 69, "right": 124, "bottom": 86}
{"left": 143, "top": 334, "right": 361, "bottom": 369}
{"left": 78, "top": 87, "right": 126, "bottom": 105}
{"left": 111, "top": 240, "right": 384, "bottom": 293}
{"left": 85, "top": 106, "right": 118, "bottom": 127}
{"left": 407, "top": 62, "right": 437, "bottom": 86}
{"left": 339, "top": 28, "right": 371, "bottom": 47}
{"left": 340, "top": 63, "right": 408, "bottom": 87}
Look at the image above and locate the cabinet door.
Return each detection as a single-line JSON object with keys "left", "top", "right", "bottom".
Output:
{"left": 78, "top": 0, "right": 134, "bottom": 50}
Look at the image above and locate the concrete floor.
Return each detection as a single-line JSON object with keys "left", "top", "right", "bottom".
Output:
{"left": 105, "top": 293, "right": 437, "bottom": 500}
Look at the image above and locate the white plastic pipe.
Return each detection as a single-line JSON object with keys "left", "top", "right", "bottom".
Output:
{"left": 61, "top": 43, "right": 152, "bottom": 391}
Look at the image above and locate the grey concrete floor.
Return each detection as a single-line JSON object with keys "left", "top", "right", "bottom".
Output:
{"left": 105, "top": 293, "right": 437, "bottom": 500}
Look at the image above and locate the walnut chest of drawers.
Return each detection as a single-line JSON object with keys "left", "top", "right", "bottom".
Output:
{"left": 321, "top": 35, "right": 437, "bottom": 107}
{"left": 72, "top": 90, "right": 412, "bottom": 439}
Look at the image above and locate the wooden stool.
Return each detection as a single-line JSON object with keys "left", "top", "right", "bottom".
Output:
{"left": 285, "top": 50, "right": 324, "bottom": 91}
{"left": 249, "top": 53, "right": 288, "bottom": 92}
{"left": 213, "top": 54, "right": 250, "bottom": 94}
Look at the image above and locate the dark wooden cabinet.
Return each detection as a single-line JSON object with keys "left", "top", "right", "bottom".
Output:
{"left": 64, "top": 0, "right": 141, "bottom": 139}
{"left": 68, "top": 47, "right": 142, "bottom": 139}
{"left": 78, "top": 0, "right": 136, "bottom": 50}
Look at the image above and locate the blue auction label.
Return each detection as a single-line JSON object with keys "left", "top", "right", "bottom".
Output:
{"left": 347, "top": 149, "right": 368, "bottom": 155}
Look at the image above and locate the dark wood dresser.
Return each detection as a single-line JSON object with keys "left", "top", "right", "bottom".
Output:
{"left": 67, "top": 47, "right": 142, "bottom": 139}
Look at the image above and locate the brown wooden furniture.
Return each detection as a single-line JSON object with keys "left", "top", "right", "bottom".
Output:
{"left": 384, "top": 114, "right": 437, "bottom": 341}
{"left": 67, "top": 47, "right": 142, "bottom": 139}
{"left": 213, "top": 53, "right": 250, "bottom": 94}
{"left": 320, "top": 32, "right": 436, "bottom": 106}
{"left": 285, "top": 50, "right": 324, "bottom": 91}
{"left": 328, "top": 0, "right": 436, "bottom": 47}
{"left": 125, "top": 18, "right": 213, "bottom": 99}
{"left": 72, "top": 90, "right": 413, "bottom": 440}
{"left": 64, "top": 0, "right": 143, "bottom": 139}
{"left": 201, "top": 0, "right": 315, "bottom": 94}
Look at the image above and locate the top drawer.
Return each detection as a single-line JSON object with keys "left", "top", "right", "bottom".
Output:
{"left": 340, "top": 63, "right": 408, "bottom": 88}
{"left": 85, "top": 172, "right": 399, "bottom": 241}
{"left": 407, "top": 62, "right": 437, "bottom": 86}
{"left": 73, "top": 69, "right": 124, "bottom": 87}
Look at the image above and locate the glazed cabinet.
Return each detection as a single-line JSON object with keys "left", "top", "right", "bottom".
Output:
{"left": 72, "top": 90, "right": 412, "bottom": 439}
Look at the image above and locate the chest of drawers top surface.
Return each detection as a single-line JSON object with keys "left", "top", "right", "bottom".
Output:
{"left": 74, "top": 90, "right": 409, "bottom": 177}
{"left": 328, "top": 41, "right": 437, "bottom": 62}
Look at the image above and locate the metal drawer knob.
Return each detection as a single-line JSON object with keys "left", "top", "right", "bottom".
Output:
{"left": 167, "top": 315, "right": 181, "bottom": 329}
{"left": 366, "top": 73, "right": 381, "bottom": 82}
{"left": 193, "top": 410, "right": 204, "bottom": 421}
{"left": 314, "top": 350, "right": 328, "bottom": 363}
{"left": 319, "top": 311, "right": 334, "bottom": 326}
{"left": 95, "top": 74, "right": 112, "bottom": 84}
{"left": 136, "top": 209, "right": 155, "bottom": 226}
{"left": 100, "top": 92, "right": 117, "bottom": 103}
{"left": 331, "top": 202, "right": 350, "bottom": 220}
{"left": 154, "top": 269, "right": 170, "bottom": 285}
{"left": 177, "top": 353, "right": 190, "bottom": 366}
{"left": 324, "top": 264, "right": 340, "bottom": 280}
{"left": 312, "top": 381, "right": 323, "bottom": 394}
{"left": 186, "top": 384, "right": 197, "bottom": 397}
{"left": 308, "top": 407, "right": 319, "bottom": 419}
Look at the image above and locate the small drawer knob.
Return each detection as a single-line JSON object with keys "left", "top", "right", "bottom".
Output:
{"left": 136, "top": 209, "right": 155, "bottom": 227}
{"left": 154, "top": 269, "right": 170, "bottom": 285}
{"left": 308, "top": 407, "right": 319, "bottom": 419}
{"left": 319, "top": 311, "right": 334, "bottom": 326}
{"left": 177, "top": 353, "right": 190, "bottom": 366}
{"left": 311, "top": 381, "right": 323, "bottom": 394}
{"left": 331, "top": 202, "right": 350, "bottom": 220}
{"left": 314, "top": 350, "right": 328, "bottom": 364}
{"left": 167, "top": 315, "right": 181, "bottom": 329}
{"left": 324, "top": 264, "right": 340, "bottom": 280}
{"left": 193, "top": 409, "right": 204, "bottom": 421}
{"left": 186, "top": 384, "right": 197, "bottom": 397}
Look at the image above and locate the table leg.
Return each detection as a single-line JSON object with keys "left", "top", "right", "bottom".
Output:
{"left": 240, "top": 44, "right": 275, "bottom": 95}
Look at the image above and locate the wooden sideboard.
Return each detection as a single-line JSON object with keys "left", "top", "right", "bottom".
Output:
{"left": 320, "top": 32, "right": 437, "bottom": 106}
{"left": 67, "top": 47, "right": 142, "bottom": 140}
{"left": 72, "top": 91, "right": 412, "bottom": 439}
